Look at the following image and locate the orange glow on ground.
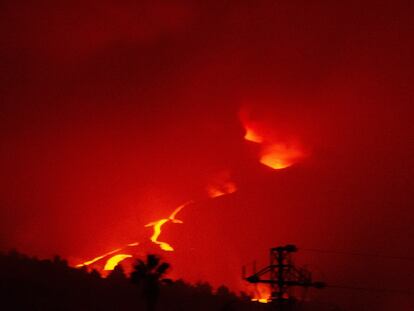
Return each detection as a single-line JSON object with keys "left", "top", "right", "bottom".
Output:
{"left": 250, "top": 283, "right": 272, "bottom": 303}
{"left": 145, "top": 202, "right": 191, "bottom": 251}
{"left": 103, "top": 254, "right": 133, "bottom": 270}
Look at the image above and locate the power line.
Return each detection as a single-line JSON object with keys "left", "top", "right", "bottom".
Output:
{"left": 300, "top": 248, "right": 414, "bottom": 262}
{"left": 326, "top": 284, "right": 413, "bottom": 295}
{"left": 299, "top": 247, "right": 414, "bottom": 296}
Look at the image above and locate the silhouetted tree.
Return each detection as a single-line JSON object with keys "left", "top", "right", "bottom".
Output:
{"left": 217, "top": 285, "right": 231, "bottom": 297}
{"left": 53, "top": 255, "right": 68, "bottom": 267}
{"left": 239, "top": 291, "right": 251, "bottom": 302}
{"left": 0, "top": 250, "right": 342, "bottom": 311}
{"left": 130, "top": 254, "right": 170, "bottom": 311}
{"left": 107, "top": 264, "right": 127, "bottom": 283}
{"left": 90, "top": 269, "right": 101, "bottom": 279}
{"left": 194, "top": 281, "right": 213, "bottom": 295}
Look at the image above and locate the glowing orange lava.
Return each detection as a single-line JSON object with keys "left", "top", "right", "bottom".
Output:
{"left": 241, "top": 114, "right": 305, "bottom": 170}
{"left": 244, "top": 125, "right": 264, "bottom": 143}
{"left": 145, "top": 201, "right": 191, "bottom": 251}
{"left": 251, "top": 284, "right": 272, "bottom": 303}
{"left": 260, "top": 143, "right": 304, "bottom": 170}
{"left": 104, "top": 254, "right": 133, "bottom": 270}
{"left": 206, "top": 171, "right": 237, "bottom": 198}
{"left": 76, "top": 247, "right": 123, "bottom": 268}
{"left": 75, "top": 167, "right": 239, "bottom": 273}
{"left": 75, "top": 242, "right": 139, "bottom": 269}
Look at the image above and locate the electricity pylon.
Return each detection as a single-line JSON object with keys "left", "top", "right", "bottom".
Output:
{"left": 243, "top": 244, "right": 325, "bottom": 303}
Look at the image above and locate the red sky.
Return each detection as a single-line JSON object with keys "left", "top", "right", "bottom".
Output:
{"left": 1, "top": 1, "right": 413, "bottom": 310}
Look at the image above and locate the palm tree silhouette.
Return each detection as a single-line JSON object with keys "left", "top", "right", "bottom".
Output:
{"left": 130, "top": 254, "right": 170, "bottom": 311}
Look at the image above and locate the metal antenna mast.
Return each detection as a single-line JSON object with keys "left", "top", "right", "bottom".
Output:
{"left": 243, "top": 245, "right": 326, "bottom": 303}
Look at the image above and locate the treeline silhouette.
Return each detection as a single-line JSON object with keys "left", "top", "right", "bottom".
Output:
{"left": 0, "top": 250, "right": 340, "bottom": 310}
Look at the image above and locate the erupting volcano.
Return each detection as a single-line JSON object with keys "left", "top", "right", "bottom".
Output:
{"left": 2, "top": 2, "right": 412, "bottom": 310}
{"left": 73, "top": 112, "right": 301, "bottom": 278}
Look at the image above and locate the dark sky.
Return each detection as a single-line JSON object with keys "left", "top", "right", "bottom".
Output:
{"left": 1, "top": 1, "right": 413, "bottom": 310}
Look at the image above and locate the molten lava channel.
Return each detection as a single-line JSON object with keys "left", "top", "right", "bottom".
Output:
{"left": 145, "top": 201, "right": 191, "bottom": 251}
{"left": 104, "top": 254, "right": 133, "bottom": 270}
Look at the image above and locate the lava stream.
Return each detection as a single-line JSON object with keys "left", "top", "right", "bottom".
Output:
{"left": 145, "top": 201, "right": 192, "bottom": 251}
{"left": 75, "top": 176, "right": 236, "bottom": 271}
{"left": 76, "top": 247, "right": 123, "bottom": 268}
{"left": 104, "top": 254, "right": 133, "bottom": 270}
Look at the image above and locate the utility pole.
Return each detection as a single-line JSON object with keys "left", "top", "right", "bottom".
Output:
{"left": 243, "top": 244, "right": 325, "bottom": 303}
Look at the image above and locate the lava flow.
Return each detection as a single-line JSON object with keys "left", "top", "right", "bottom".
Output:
{"left": 206, "top": 171, "right": 237, "bottom": 198}
{"left": 244, "top": 123, "right": 264, "bottom": 144}
{"left": 76, "top": 242, "right": 139, "bottom": 270}
{"left": 145, "top": 201, "right": 192, "bottom": 251}
{"left": 104, "top": 254, "right": 133, "bottom": 270}
{"left": 241, "top": 113, "right": 305, "bottom": 170}
{"left": 75, "top": 247, "right": 123, "bottom": 268}
{"left": 75, "top": 175, "right": 237, "bottom": 271}
{"left": 74, "top": 202, "right": 192, "bottom": 270}
{"left": 74, "top": 202, "right": 193, "bottom": 270}
{"left": 260, "top": 142, "right": 304, "bottom": 170}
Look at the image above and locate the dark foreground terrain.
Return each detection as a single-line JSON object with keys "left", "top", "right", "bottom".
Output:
{"left": 0, "top": 250, "right": 340, "bottom": 311}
